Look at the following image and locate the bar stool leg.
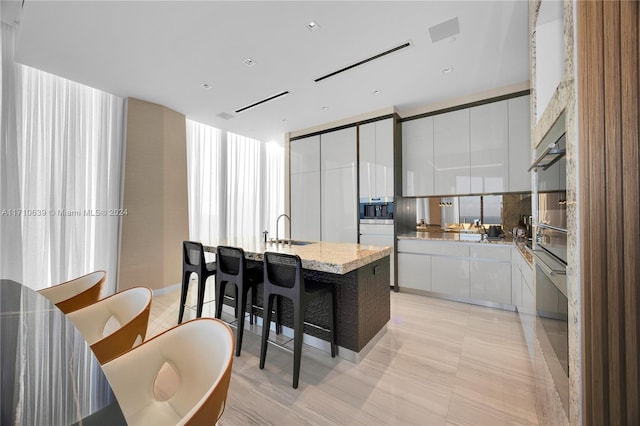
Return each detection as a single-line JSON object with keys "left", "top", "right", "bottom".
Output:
{"left": 214, "top": 280, "right": 226, "bottom": 319}
{"left": 178, "top": 271, "right": 191, "bottom": 324}
{"left": 235, "top": 285, "right": 249, "bottom": 357}
{"left": 259, "top": 294, "right": 274, "bottom": 369}
{"left": 292, "top": 302, "right": 304, "bottom": 389}
{"left": 196, "top": 272, "right": 206, "bottom": 318}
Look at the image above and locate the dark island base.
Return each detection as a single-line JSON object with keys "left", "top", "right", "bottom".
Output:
{"left": 220, "top": 256, "right": 391, "bottom": 353}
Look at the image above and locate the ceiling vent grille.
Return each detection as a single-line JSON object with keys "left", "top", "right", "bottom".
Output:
{"left": 216, "top": 112, "right": 235, "bottom": 120}
{"left": 234, "top": 91, "right": 290, "bottom": 113}
{"left": 428, "top": 17, "right": 460, "bottom": 43}
{"left": 314, "top": 41, "right": 412, "bottom": 83}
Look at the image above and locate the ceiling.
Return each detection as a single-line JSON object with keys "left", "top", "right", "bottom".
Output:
{"left": 11, "top": 1, "right": 529, "bottom": 143}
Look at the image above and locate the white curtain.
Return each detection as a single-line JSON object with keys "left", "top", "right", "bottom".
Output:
{"left": 186, "top": 119, "right": 284, "bottom": 244}
{"left": 0, "top": 22, "right": 125, "bottom": 293}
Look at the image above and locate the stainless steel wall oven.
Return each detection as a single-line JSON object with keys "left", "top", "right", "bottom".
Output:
{"left": 530, "top": 116, "right": 569, "bottom": 413}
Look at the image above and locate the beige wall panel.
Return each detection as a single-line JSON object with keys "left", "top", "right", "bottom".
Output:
{"left": 119, "top": 98, "right": 188, "bottom": 292}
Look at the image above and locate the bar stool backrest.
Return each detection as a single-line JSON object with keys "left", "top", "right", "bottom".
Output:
{"left": 183, "top": 241, "right": 206, "bottom": 267}
{"left": 217, "top": 246, "right": 244, "bottom": 277}
{"left": 264, "top": 252, "right": 303, "bottom": 292}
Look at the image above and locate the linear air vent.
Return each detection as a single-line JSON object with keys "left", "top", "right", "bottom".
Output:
{"left": 234, "top": 91, "right": 290, "bottom": 113}
{"left": 314, "top": 42, "right": 412, "bottom": 83}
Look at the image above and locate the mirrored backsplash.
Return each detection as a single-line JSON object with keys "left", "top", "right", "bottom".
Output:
{"left": 399, "top": 193, "right": 531, "bottom": 235}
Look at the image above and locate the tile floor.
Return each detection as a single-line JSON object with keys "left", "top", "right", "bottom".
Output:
{"left": 147, "top": 285, "right": 538, "bottom": 425}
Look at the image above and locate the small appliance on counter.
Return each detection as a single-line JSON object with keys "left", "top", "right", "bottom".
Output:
{"left": 486, "top": 225, "right": 504, "bottom": 240}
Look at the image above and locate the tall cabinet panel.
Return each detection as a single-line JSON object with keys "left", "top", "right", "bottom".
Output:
{"left": 359, "top": 123, "right": 376, "bottom": 199}
{"left": 434, "top": 109, "right": 470, "bottom": 195}
{"left": 374, "top": 118, "right": 394, "bottom": 198}
{"left": 470, "top": 101, "right": 509, "bottom": 193}
{"left": 321, "top": 127, "right": 357, "bottom": 243}
{"left": 402, "top": 117, "right": 434, "bottom": 196}
{"left": 359, "top": 118, "right": 394, "bottom": 199}
{"left": 508, "top": 95, "right": 532, "bottom": 192}
{"left": 290, "top": 135, "right": 321, "bottom": 240}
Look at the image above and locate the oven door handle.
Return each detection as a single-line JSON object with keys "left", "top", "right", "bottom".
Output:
{"left": 532, "top": 250, "right": 566, "bottom": 276}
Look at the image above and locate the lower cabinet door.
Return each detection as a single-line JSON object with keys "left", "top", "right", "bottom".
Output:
{"left": 469, "top": 260, "right": 511, "bottom": 305}
{"left": 431, "top": 256, "right": 469, "bottom": 297}
{"left": 397, "top": 253, "right": 431, "bottom": 291}
{"left": 511, "top": 263, "right": 522, "bottom": 308}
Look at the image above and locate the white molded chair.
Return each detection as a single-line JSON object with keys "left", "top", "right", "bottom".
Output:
{"left": 67, "top": 286, "right": 152, "bottom": 364}
{"left": 102, "top": 318, "right": 234, "bottom": 426}
{"left": 38, "top": 270, "right": 106, "bottom": 314}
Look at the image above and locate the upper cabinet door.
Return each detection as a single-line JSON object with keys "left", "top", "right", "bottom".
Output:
{"left": 470, "top": 101, "right": 509, "bottom": 194}
{"left": 321, "top": 126, "right": 357, "bottom": 171}
{"left": 434, "top": 109, "right": 470, "bottom": 195}
{"left": 290, "top": 135, "right": 320, "bottom": 174}
{"left": 359, "top": 122, "right": 376, "bottom": 199}
{"left": 508, "top": 95, "right": 532, "bottom": 192}
{"left": 402, "top": 117, "right": 434, "bottom": 196}
{"left": 375, "top": 118, "right": 394, "bottom": 198}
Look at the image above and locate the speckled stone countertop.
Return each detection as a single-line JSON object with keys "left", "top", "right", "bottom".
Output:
{"left": 202, "top": 237, "right": 391, "bottom": 274}
{"left": 397, "top": 232, "right": 534, "bottom": 266}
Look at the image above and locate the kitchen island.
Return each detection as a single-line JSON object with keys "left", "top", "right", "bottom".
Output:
{"left": 202, "top": 238, "right": 392, "bottom": 362}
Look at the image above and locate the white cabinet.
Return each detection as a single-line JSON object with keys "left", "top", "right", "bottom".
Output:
{"left": 321, "top": 127, "right": 357, "bottom": 170}
{"left": 434, "top": 109, "right": 470, "bottom": 195}
{"left": 402, "top": 117, "right": 434, "bottom": 196}
{"left": 290, "top": 135, "right": 320, "bottom": 174}
{"left": 290, "top": 135, "right": 321, "bottom": 240}
{"left": 470, "top": 101, "right": 509, "bottom": 193}
{"left": 290, "top": 171, "right": 321, "bottom": 241}
{"left": 359, "top": 118, "right": 394, "bottom": 198}
{"left": 431, "top": 256, "right": 470, "bottom": 297}
{"left": 508, "top": 96, "right": 532, "bottom": 192}
{"left": 470, "top": 260, "right": 511, "bottom": 304}
{"left": 511, "top": 263, "right": 522, "bottom": 307}
{"left": 398, "top": 253, "right": 431, "bottom": 291}
{"left": 321, "top": 166, "right": 357, "bottom": 243}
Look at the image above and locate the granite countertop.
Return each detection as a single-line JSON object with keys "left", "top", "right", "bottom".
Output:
{"left": 202, "top": 237, "right": 392, "bottom": 275}
{"left": 397, "top": 231, "right": 515, "bottom": 245}
{"left": 397, "top": 231, "right": 534, "bottom": 266}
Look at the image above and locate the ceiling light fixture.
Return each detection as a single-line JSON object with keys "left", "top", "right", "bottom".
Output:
{"left": 373, "top": 90, "right": 381, "bottom": 95}
{"left": 442, "top": 67, "right": 453, "bottom": 74}
{"left": 307, "top": 20, "right": 321, "bottom": 31}
{"left": 321, "top": 106, "right": 328, "bottom": 111}
{"left": 243, "top": 58, "right": 257, "bottom": 67}
{"left": 200, "top": 83, "right": 212, "bottom": 90}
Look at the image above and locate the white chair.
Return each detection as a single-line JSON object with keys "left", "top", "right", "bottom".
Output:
{"left": 38, "top": 270, "right": 106, "bottom": 314}
{"left": 67, "top": 287, "right": 152, "bottom": 364}
{"left": 102, "top": 318, "right": 235, "bottom": 426}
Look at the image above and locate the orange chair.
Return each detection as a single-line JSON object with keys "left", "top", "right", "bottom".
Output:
{"left": 102, "top": 318, "right": 234, "bottom": 425}
{"left": 66, "top": 287, "right": 152, "bottom": 364}
{"left": 38, "top": 270, "right": 106, "bottom": 313}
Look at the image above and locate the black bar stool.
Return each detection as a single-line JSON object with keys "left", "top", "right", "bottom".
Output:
{"left": 259, "top": 252, "right": 336, "bottom": 389}
{"left": 215, "top": 246, "right": 261, "bottom": 357}
{"left": 178, "top": 241, "right": 216, "bottom": 324}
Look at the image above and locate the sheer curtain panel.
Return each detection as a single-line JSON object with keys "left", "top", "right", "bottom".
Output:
{"left": 0, "top": 22, "right": 125, "bottom": 293}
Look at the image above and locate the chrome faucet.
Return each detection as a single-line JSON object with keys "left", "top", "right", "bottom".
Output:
{"left": 276, "top": 213, "right": 291, "bottom": 245}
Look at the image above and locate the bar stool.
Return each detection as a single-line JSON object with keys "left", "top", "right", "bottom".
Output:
{"left": 215, "top": 246, "right": 261, "bottom": 357}
{"left": 178, "top": 241, "right": 216, "bottom": 324}
{"left": 259, "top": 252, "right": 336, "bottom": 389}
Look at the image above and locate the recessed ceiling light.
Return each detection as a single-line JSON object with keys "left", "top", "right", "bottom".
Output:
{"left": 282, "top": 118, "right": 287, "bottom": 122}
{"left": 442, "top": 67, "right": 453, "bottom": 74}
{"left": 321, "top": 106, "right": 328, "bottom": 111}
{"left": 243, "top": 58, "right": 257, "bottom": 67}
{"left": 307, "top": 20, "right": 321, "bottom": 31}
{"left": 449, "top": 36, "right": 457, "bottom": 43}
{"left": 200, "top": 83, "right": 212, "bottom": 90}
{"left": 373, "top": 90, "right": 381, "bottom": 95}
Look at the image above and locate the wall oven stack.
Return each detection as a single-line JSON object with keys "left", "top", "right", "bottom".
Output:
{"left": 530, "top": 116, "right": 569, "bottom": 413}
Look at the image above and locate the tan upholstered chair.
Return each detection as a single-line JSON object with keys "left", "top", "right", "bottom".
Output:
{"left": 102, "top": 318, "right": 234, "bottom": 426}
{"left": 66, "top": 287, "right": 152, "bottom": 364}
{"left": 38, "top": 270, "right": 106, "bottom": 313}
